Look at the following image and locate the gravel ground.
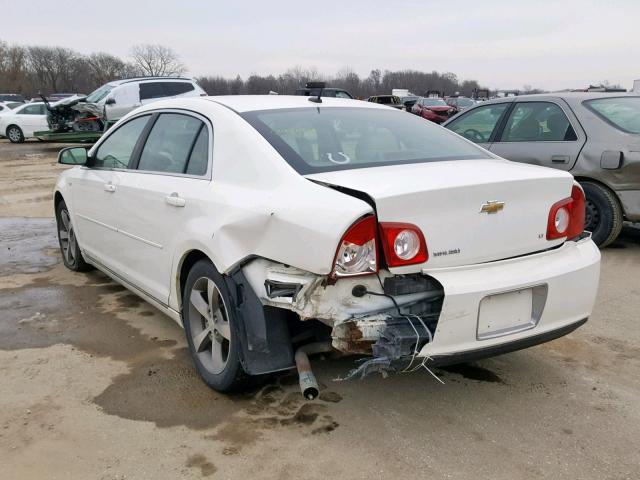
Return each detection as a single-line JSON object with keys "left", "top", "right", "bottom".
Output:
{"left": 0, "top": 139, "right": 638, "bottom": 480}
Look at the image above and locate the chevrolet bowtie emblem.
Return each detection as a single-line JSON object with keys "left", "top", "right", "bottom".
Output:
{"left": 480, "top": 200, "right": 505, "bottom": 214}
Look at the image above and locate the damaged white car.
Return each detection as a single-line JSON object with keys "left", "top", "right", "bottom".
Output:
{"left": 54, "top": 95, "right": 601, "bottom": 398}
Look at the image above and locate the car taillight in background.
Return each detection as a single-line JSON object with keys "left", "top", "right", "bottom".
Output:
{"left": 379, "top": 222, "right": 428, "bottom": 267}
{"left": 331, "top": 215, "right": 378, "bottom": 278}
{"left": 547, "top": 184, "right": 586, "bottom": 240}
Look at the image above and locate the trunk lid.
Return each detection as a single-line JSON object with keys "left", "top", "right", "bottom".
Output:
{"left": 306, "top": 159, "right": 573, "bottom": 271}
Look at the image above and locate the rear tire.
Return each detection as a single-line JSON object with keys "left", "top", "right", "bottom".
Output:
{"left": 182, "top": 259, "right": 253, "bottom": 392}
{"left": 581, "top": 181, "right": 623, "bottom": 247}
{"left": 55, "top": 200, "right": 93, "bottom": 271}
{"left": 7, "top": 125, "right": 24, "bottom": 143}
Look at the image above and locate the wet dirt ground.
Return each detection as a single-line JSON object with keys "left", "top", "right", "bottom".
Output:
{"left": 0, "top": 139, "right": 639, "bottom": 479}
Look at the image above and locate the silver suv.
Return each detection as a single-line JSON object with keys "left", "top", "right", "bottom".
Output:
{"left": 444, "top": 93, "right": 640, "bottom": 246}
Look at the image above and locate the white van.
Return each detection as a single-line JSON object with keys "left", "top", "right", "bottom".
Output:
{"left": 84, "top": 77, "right": 206, "bottom": 122}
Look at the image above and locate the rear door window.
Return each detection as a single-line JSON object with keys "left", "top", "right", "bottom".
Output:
{"left": 584, "top": 97, "right": 640, "bottom": 134}
{"left": 94, "top": 115, "right": 150, "bottom": 169}
{"left": 139, "top": 82, "right": 167, "bottom": 100}
{"left": 499, "top": 102, "right": 577, "bottom": 142}
{"left": 19, "top": 104, "right": 45, "bottom": 115}
{"left": 165, "top": 82, "right": 195, "bottom": 96}
{"left": 446, "top": 103, "right": 509, "bottom": 143}
{"left": 137, "top": 113, "right": 208, "bottom": 175}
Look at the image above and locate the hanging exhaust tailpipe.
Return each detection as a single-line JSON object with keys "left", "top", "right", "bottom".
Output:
{"left": 294, "top": 341, "right": 333, "bottom": 400}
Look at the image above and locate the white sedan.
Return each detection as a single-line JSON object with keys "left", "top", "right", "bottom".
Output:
{"left": 53, "top": 96, "right": 601, "bottom": 398}
{"left": 0, "top": 102, "right": 48, "bottom": 142}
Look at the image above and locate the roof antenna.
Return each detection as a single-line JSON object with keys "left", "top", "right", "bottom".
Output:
{"left": 306, "top": 81, "right": 325, "bottom": 103}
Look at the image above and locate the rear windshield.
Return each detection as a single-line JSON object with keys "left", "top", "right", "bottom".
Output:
{"left": 242, "top": 107, "right": 491, "bottom": 174}
{"left": 584, "top": 97, "right": 640, "bottom": 134}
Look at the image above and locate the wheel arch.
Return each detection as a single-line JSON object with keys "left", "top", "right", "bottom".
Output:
{"left": 5, "top": 124, "right": 20, "bottom": 135}
{"left": 573, "top": 176, "right": 624, "bottom": 214}
{"left": 54, "top": 190, "right": 65, "bottom": 213}
{"left": 176, "top": 249, "right": 214, "bottom": 313}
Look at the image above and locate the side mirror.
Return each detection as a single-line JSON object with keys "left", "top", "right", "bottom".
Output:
{"left": 105, "top": 97, "right": 116, "bottom": 105}
{"left": 58, "top": 147, "right": 88, "bottom": 166}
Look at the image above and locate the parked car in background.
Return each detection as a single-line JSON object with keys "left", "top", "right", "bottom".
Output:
{"left": 84, "top": 77, "right": 206, "bottom": 123}
{"left": 366, "top": 95, "right": 404, "bottom": 109}
{"left": 0, "top": 93, "right": 26, "bottom": 104}
{"left": 54, "top": 95, "right": 599, "bottom": 397}
{"left": 400, "top": 95, "right": 420, "bottom": 112}
{"left": 0, "top": 101, "right": 23, "bottom": 114}
{"left": 445, "top": 96, "right": 476, "bottom": 113}
{"left": 444, "top": 93, "right": 640, "bottom": 246}
{"left": 0, "top": 102, "right": 48, "bottom": 142}
{"left": 411, "top": 97, "right": 455, "bottom": 123}
{"left": 294, "top": 84, "right": 353, "bottom": 99}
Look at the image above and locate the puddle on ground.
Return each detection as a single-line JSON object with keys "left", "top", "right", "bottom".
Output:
{"left": 0, "top": 217, "right": 59, "bottom": 276}
{"left": 0, "top": 216, "right": 344, "bottom": 445}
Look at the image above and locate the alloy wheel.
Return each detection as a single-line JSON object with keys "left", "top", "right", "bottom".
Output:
{"left": 58, "top": 208, "right": 76, "bottom": 265}
{"left": 188, "top": 277, "right": 231, "bottom": 374}
{"left": 8, "top": 127, "right": 21, "bottom": 142}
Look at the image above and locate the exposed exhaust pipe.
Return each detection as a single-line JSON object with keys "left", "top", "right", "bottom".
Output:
{"left": 294, "top": 341, "right": 333, "bottom": 400}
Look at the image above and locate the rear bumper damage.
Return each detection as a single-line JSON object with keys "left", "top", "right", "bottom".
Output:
{"left": 240, "top": 236, "right": 600, "bottom": 378}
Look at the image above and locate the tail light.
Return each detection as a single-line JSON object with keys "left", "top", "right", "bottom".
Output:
{"left": 379, "top": 222, "right": 428, "bottom": 267}
{"left": 546, "top": 184, "right": 585, "bottom": 240}
{"left": 331, "top": 215, "right": 378, "bottom": 278}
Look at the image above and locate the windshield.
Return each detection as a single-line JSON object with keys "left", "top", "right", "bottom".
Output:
{"left": 242, "top": 107, "right": 491, "bottom": 174}
{"left": 584, "top": 97, "right": 640, "bottom": 134}
{"left": 423, "top": 98, "right": 447, "bottom": 106}
{"left": 86, "top": 84, "right": 116, "bottom": 103}
{"left": 457, "top": 98, "right": 475, "bottom": 107}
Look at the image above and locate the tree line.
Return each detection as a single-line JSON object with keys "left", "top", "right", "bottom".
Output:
{"left": 1, "top": 39, "right": 490, "bottom": 98}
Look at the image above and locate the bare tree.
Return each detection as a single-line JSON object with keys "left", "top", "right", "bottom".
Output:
{"left": 27, "top": 46, "right": 78, "bottom": 93}
{"left": 86, "top": 52, "right": 130, "bottom": 85}
{"left": 129, "top": 44, "right": 185, "bottom": 77}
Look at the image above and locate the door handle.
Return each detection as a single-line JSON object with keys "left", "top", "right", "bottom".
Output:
{"left": 165, "top": 193, "right": 186, "bottom": 207}
{"left": 551, "top": 155, "right": 570, "bottom": 164}
{"left": 104, "top": 183, "right": 116, "bottom": 192}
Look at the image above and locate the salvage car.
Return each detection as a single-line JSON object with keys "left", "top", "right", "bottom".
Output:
{"left": 444, "top": 93, "right": 640, "bottom": 246}
{"left": 411, "top": 97, "right": 455, "bottom": 123}
{"left": 366, "top": 95, "right": 404, "bottom": 109}
{"left": 0, "top": 102, "right": 48, "bottom": 142}
{"left": 54, "top": 95, "right": 600, "bottom": 398}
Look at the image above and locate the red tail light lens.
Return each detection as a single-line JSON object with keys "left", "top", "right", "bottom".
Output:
{"left": 379, "top": 223, "right": 428, "bottom": 267}
{"left": 331, "top": 215, "right": 378, "bottom": 278}
{"left": 546, "top": 184, "right": 586, "bottom": 240}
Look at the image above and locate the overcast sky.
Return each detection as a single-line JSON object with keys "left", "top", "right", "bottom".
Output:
{"left": 1, "top": 0, "right": 638, "bottom": 91}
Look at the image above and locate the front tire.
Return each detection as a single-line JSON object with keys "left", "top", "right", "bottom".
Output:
{"left": 7, "top": 125, "right": 24, "bottom": 143}
{"left": 55, "top": 200, "right": 92, "bottom": 271}
{"left": 581, "top": 181, "right": 623, "bottom": 247}
{"left": 182, "top": 259, "right": 252, "bottom": 392}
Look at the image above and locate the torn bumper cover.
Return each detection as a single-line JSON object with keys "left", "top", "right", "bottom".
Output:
{"left": 240, "top": 237, "right": 600, "bottom": 377}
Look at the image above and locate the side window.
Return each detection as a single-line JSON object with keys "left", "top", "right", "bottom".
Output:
{"left": 94, "top": 115, "right": 149, "bottom": 169}
{"left": 185, "top": 127, "right": 210, "bottom": 175}
{"left": 446, "top": 104, "right": 509, "bottom": 143}
{"left": 137, "top": 113, "right": 206, "bottom": 174}
{"left": 19, "top": 104, "right": 44, "bottom": 115}
{"left": 139, "top": 82, "right": 166, "bottom": 100}
{"left": 165, "top": 82, "right": 195, "bottom": 96}
{"left": 500, "top": 102, "right": 577, "bottom": 142}
{"left": 335, "top": 91, "right": 351, "bottom": 99}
